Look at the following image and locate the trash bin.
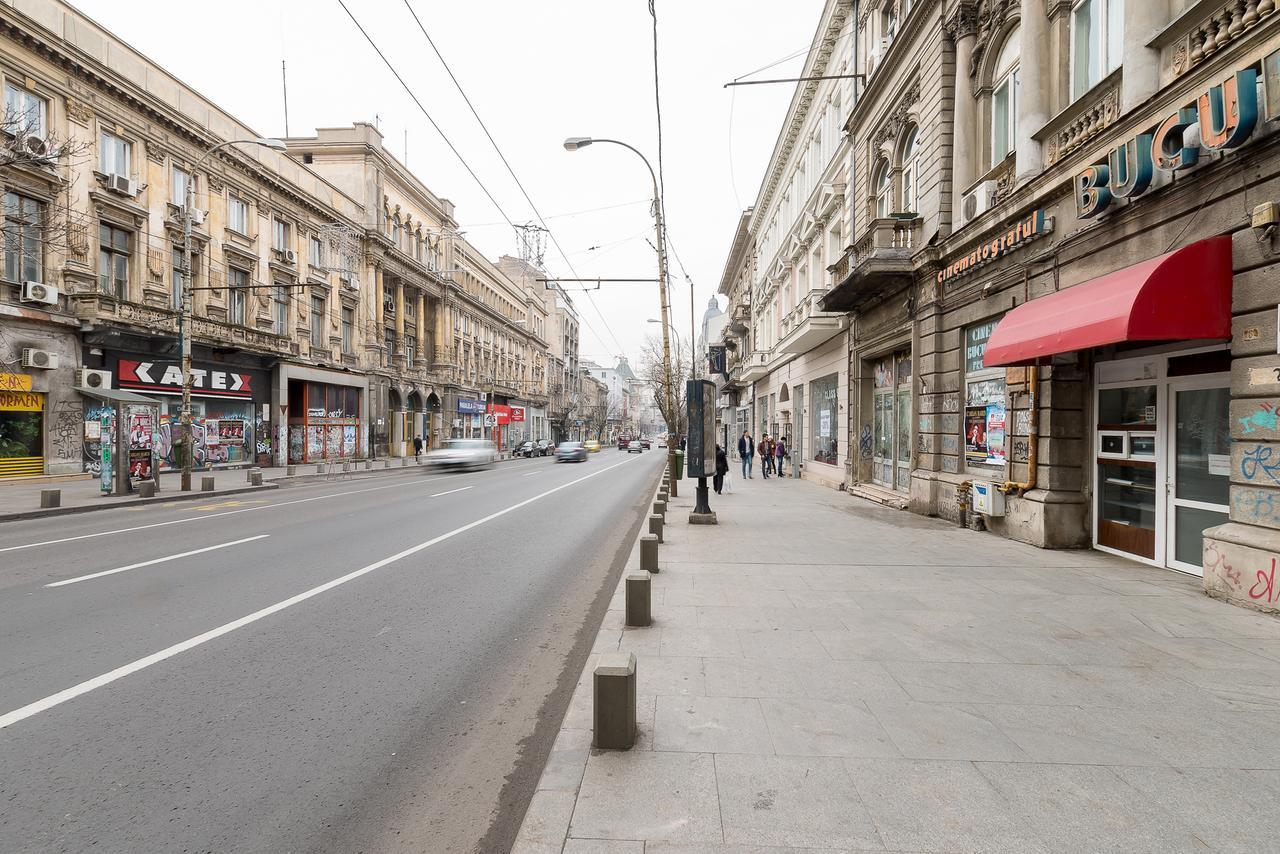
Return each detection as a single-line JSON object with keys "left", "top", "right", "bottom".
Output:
{"left": 674, "top": 449, "right": 684, "bottom": 479}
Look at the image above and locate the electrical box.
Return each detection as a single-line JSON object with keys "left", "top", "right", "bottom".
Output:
{"left": 972, "top": 480, "right": 1006, "bottom": 517}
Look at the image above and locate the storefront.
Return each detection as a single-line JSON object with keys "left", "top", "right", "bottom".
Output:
{"left": 0, "top": 378, "right": 43, "bottom": 479}
{"left": 105, "top": 353, "right": 271, "bottom": 472}
{"left": 274, "top": 363, "right": 368, "bottom": 465}
{"left": 454, "top": 397, "right": 485, "bottom": 438}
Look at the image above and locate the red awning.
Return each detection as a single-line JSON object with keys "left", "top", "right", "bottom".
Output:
{"left": 983, "top": 236, "right": 1233, "bottom": 367}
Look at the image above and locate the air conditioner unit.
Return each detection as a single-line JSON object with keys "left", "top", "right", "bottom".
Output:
{"left": 77, "top": 368, "right": 111, "bottom": 389}
{"left": 107, "top": 173, "right": 136, "bottom": 196}
{"left": 21, "top": 135, "right": 48, "bottom": 157}
{"left": 190, "top": 208, "right": 206, "bottom": 226}
{"left": 21, "top": 348, "right": 58, "bottom": 369}
{"left": 284, "top": 248, "right": 298, "bottom": 265}
{"left": 961, "top": 180, "right": 999, "bottom": 224}
{"left": 20, "top": 280, "right": 58, "bottom": 305}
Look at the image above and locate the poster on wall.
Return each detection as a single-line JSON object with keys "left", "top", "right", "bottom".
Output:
{"left": 820, "top": 410, "right": 831, "bottom": 438}
{"left": 965, "top": 406, "right": 988, "bottom": 464}
{"left": 99, "top": 412, "right": 114, "bottom": 494}
{"left": 128, "top": 449, "right": 153, "bottom": 481}
{"left": 218, "top": 419, "right": 245, "bottom": 444}
{"left": 984, "top": 404, "right": 1006, "bottom": 465}
{"left": 128, "top": 410, "right": 154, "bottom": 450}
{"left": 205, "top": 419, "right": 220, "bottom": 446}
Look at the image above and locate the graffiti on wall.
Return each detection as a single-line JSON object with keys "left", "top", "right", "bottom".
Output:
{"left": 1238, "top": 402, "right": 1279, "bottom": 435}
{"left": 50, "top": 399, "right": 82, "bottom": 462}
{"left": 1239, "top": 444, "right": 1280, "bottom": 484}
{"left": 1234, "top": 486, "right": 1280, "bottom": 528}
{"left": 82, "top": 404, "right": 113, "bottom": 475}
{"left": 859, "top": 424, "right": 872, "bottom": 459}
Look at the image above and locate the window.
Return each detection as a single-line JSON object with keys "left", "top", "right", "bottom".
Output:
{"left": 900, "top": 127, "right": 919, "bottom": 214}
{"left": 3, "top": 192, "right": 42, "bottom": 283}
{"left": 171, "top": 165, "right": 192, "bottom": 207}
{"left": 391, "top": 217, "right": 401, "bottom": 245}
{"left": 272, "top": 218, "right": 291, "bottom": 252}
{"left": 228, "top": 196, "right": 248, "bottom": 234}
{"left": 963, "top": 319, "right": 1006, "bottom": 468}
{"left": 810, "top": 373, "right": 839, "bottom": 465}
{"left": 99, "top": 131, "right": 130, "bottom": 177}
{"left": 406, "top": 335, "right": 416, "bottom": 370}
{"left": 990, "top": 28, "right": 1020, "bottom": 167}
{"left": 4, "top": 82, "right": 46, "bottom": 139}
{"left": 309, "top": 236, "right": 324, "bottom": 268}
{"left": 272, "top": 283, "right": 289, "bottom": 335}
{"left": 310, "top": 295, "right": 326, "bottom": 348}
{"left": 873, "top": 157, "right": 892, "bottom": 218}
{"left": 341, "top": 307, "right": 353, "bottom": 355}
{"left": 382, "top": 284, "right": 395, "bottom": 315}
{"left": 228, "top": 267, "right": 248, "bottom": 326}
{"left": 170, "top": 247, "right": 185, "bottom": 310}
{"left": 98, "top": 222, "right": 130, "bottom": 298}
{"left": 1071, "top": 0, "right": 1123, "bottom": 100}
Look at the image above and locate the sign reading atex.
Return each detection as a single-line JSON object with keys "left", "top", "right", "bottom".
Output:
{"left": 118, "top": 359, "right": 253, "bottom": 399}
{"left": 936, "top": 210, "right": 1050, "bottom": 285}
{"left": 1077, "top": 65, "right": 1262, "bottom": 218}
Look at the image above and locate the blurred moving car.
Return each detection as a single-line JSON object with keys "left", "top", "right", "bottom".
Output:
{"left": 556, "top": 441, "right": 587, "bottom": 463}
{"left": 426, "top": 438, "right": 497, "bottom": 471}
{"left": 584, "top": 439, "right": 601, "bottom": 453}
{"left": 617, "top": 436, "right": 630, "bottom": 450}
{"left": 627, "top": 440, "right": 642, "bottom": 454}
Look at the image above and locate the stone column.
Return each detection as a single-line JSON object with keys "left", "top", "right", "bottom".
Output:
{"left": 394, "top": 278, "right": 405, "bottom": 367}
{"left": 374, "top": 264, "right": 385, "bottom": 329}
{"left": 1016, "top": 0, "right": 1050, "bottom": 181}
{"left": 949, "top": 4, "right": 979, "bottom": 222}
{"left": 1121, "top": 0, "right": 1168, "bottom": 112}
{"left": 415, "top": 290, "right": 427, "bottom": 370}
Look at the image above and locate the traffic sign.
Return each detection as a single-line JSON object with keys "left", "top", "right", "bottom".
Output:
{"left": 483, "top": 413, "right": 498, "bottom": 427}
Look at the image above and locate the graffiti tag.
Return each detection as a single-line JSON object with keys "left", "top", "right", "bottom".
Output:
{"left": 1238, "top": 402, "right": 1279, "bottom": 435}
{"left": 1240, "top": 445, "right": 1280, "bottom": 484}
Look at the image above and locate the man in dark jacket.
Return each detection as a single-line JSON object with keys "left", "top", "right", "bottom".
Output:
{"left": 412, "top": 435, "right": 424, "bottom": 462}
{"left": 737, "top": 431, "right": 754, "bottom": 479}
{"left": 714, "top": 444, "right": 729, "bottom": 494}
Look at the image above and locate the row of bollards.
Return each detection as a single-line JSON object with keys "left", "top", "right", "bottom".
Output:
{"left": 594, "top": 470, "right": 672, "bottom": 749}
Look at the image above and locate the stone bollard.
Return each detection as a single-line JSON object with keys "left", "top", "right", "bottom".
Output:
{"left": 657, "top": 490, "right": 669, "bottom": 504}
{"left": 648, "top": 512, "right": 663, "bottom": 544}
{"left": 654, "top": 499, "right": 667, "bottom": 518}
{"left": 39, "top": 489, "right": 60, "bottom": 509}
{"left": 593, "top": 651, "right": 637, "bottom": 750}
{"left": 200, "top": 476, "right": 215, "bottom": 492}
{"left": 383, "top": 460, "right": 391, "bottom": 469}
{"left": 286, "top": 465, "right": 297, "bottom": 476}
{"left": 640, "top": 533, "right": 659, "bottom": 573}
{"left": 137, "top": 480, "right": 157, "bottom": 498}
{"left": 365, "top": 460, "right": 372, "bottom": 470}
{"left": 342, "top": 461, "right": 351, "bottom": 473}
{"left": 250, "top": 471, "right": 263, "bottom": 486}
{"left": 246, "top": 467, "right": 260, "bottom": 483}
{"left": 626, "top": 572, "right": 652, "bottom": 627}
{"left": 401, "top": 457, "right": 408, "bottom": 467}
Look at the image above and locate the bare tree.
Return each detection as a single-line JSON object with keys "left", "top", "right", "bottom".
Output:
{"left": 637, "top": 333, "right": 690, "bottom": 437}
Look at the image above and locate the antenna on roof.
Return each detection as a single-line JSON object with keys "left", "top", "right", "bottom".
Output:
{"left": 281, "top": 60, "right": 290, "bottom": 136}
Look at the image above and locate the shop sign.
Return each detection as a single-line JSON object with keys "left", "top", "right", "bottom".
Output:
{"left": 457, "top": 398, "right": 485, "bottom": 414}
{"left": 488, "top": 403, "right": 513, "bottom": 425}
{"left": 0, "top": 390, "right": 42, "bottom": 411}
{"left": 1077, "top": 66, "right": 1262, "bottom": 219}
{"left": 509, "top": 405, "right": 526, "bottom": 422}
{"left": 965, "top": 321, "right": 999, "bottom": 374}
{"left": 0, "top": 373, "right": 32, "bottom": 392}
{"left": 936, "top": 210, "right": 1050, "bottom": 285}
{"left": 118, "top": 359, "right": 254, "bottom": 399}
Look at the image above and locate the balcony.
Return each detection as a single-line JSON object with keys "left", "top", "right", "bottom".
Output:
{"left": 821, "top": 216, "right": 920, "bottom": 313}
{"left": 739, "top": 352, "right": 769, "bottom": 383}
{"left": 776, "top": 290, "right": 848, "bottom": 357}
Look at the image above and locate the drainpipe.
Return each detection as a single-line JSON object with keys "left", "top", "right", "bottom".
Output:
{"left": 998, "top": 364, "right": 1038, "bottom": 496}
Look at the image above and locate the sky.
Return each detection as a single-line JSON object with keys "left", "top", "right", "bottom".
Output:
{"left": 71, "top": 0, "right": 825, "bottom": 367}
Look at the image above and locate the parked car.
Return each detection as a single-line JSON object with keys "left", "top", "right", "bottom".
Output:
{"left": 627, "top": 440, "right": 643, "bottom": 454}
{"left": 515, "top": 441, "right": 538, "bottom": 458}
{"left": 536, "top": 439, "right": 552, "bottom": 456}
{"left": 584, "top": 439, "right": 601, "bottom": 453}
{"left": 556, "top": 441, "right": 588, "bottom": 463}
{"left": 426, "top": 439, "right": 497, "bottom": 471}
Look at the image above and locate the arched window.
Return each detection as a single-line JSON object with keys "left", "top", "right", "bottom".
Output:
{"left": 900, "top": 126, "right": 919, "bottom": 213}
{"left": 873, "top": 156, "right": 892, "bottom": 218}
{"left": 991, "top": 27, "right": 1020, "bottom": 167}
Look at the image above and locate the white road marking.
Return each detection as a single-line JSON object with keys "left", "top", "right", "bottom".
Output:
{"left": 521, "top": 471, "right": 541, "bottom": 477}
{"left": 0, "top": 453, "right": 644, "bottom": 730}
{"left": 45, "top": 535, "right": 271, "bottom": 588}
{"left": 429, "top": 486, "right": 473, "bottom": 498}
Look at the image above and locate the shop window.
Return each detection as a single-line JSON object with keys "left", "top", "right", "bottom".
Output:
{"left": 990, "top": 27, "right": 1020, "bottom": 167}
{"left": 963, "top": 320, "right": 1006, "bottom": 469}
{"left": 98, "top": 222, "right": 130, "bottom": 299}
{"left": 99, "top": 130, "right": 130, "bottom": 177}
{"left": 810, "top": 373, "right": 839, "bottom": 465}
{"left": 4, "top": 82, "right": 46, "bottom": 139}
{"left": 3, "top": 191, "right": 43, "bottom": 283}
{"left": 228, "top": 267, "right": 248, "bottom": 326}
{"left": 1071, "top": 0, "right": 1123, "bottom": 100}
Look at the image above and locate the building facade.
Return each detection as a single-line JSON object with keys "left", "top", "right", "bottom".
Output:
{"left": 499, "top": 255, "right": 579, "bottom": 442}
{"left": 722, "top": 0, "right": 1280, "bottom": 613}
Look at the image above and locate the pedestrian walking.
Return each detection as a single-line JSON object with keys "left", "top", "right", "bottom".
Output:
{"left": 761, "top": 433, "right": 773, "bottom": 479}
{"left": 714, "top": 444, "right": 729, "bottom": 494}
{"left": 412, "top": 435, "right": 424, "bottom": 462}
{"left": 775, "top": 436, "right": 787, "bottom": 477}
{"left": 737, "top": 431, "right": 755, "bottom": 478}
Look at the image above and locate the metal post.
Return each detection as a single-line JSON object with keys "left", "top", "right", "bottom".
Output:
{"left": 180, "top": 165, "right": 195, "bottom": 492}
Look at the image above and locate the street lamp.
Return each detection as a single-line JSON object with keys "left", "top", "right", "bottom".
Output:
{"left": 181, "top": 137, "right": 286, "bottom": 491}
{"left": 565, "top": 135, "right": 680, "bottom": 495}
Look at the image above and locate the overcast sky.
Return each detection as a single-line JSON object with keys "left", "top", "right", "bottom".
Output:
{"left": 72, "top": 0, "right": 824, "bottom": 367}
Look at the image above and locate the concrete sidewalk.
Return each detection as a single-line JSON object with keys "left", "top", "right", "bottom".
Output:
{"left": 514, "top": 471, "right": 1280, "bottom": 853}
{"left": 0, "top": 456, "right": 439, "bottom": 522}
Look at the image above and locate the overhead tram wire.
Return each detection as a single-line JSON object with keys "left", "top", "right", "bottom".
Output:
{"left": 399, "top": 0, "right": 627, "bottom": 357}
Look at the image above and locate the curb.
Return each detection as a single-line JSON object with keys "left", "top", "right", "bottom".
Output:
{"left": 0, "top": 482, "right": 281, "bottom": 524}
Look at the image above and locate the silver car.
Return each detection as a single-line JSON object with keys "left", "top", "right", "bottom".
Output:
{"left": 556, "top": 441, "right": 587, "bottom": 463}
{"left": 427, "top": 438, "right": 497, "bottom": 471}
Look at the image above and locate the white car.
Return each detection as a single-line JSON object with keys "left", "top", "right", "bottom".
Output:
{"left": 426, "top": 439, "right": 497, "bottom": 471}
{"left": 627, "top": 440, "right": 642, "bottom": 453}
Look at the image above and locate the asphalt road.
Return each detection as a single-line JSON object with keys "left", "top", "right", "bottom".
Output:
{"left": 0, "top": 448, "right": 663, "bottom": 853}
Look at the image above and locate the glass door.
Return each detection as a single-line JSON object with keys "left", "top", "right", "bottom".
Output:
{"left": 1095, "top": 384, "right": 1159, "bottom": 561}
{"left": 793, "top": 385, "right": 804, "bottom": 476}
{"left": 1166, "top": 380, "right": 1230, "bottom": 575}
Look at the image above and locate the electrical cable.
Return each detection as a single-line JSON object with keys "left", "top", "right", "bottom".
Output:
{"left": 399, "top": 0, "right": 627, "bottom": 358}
